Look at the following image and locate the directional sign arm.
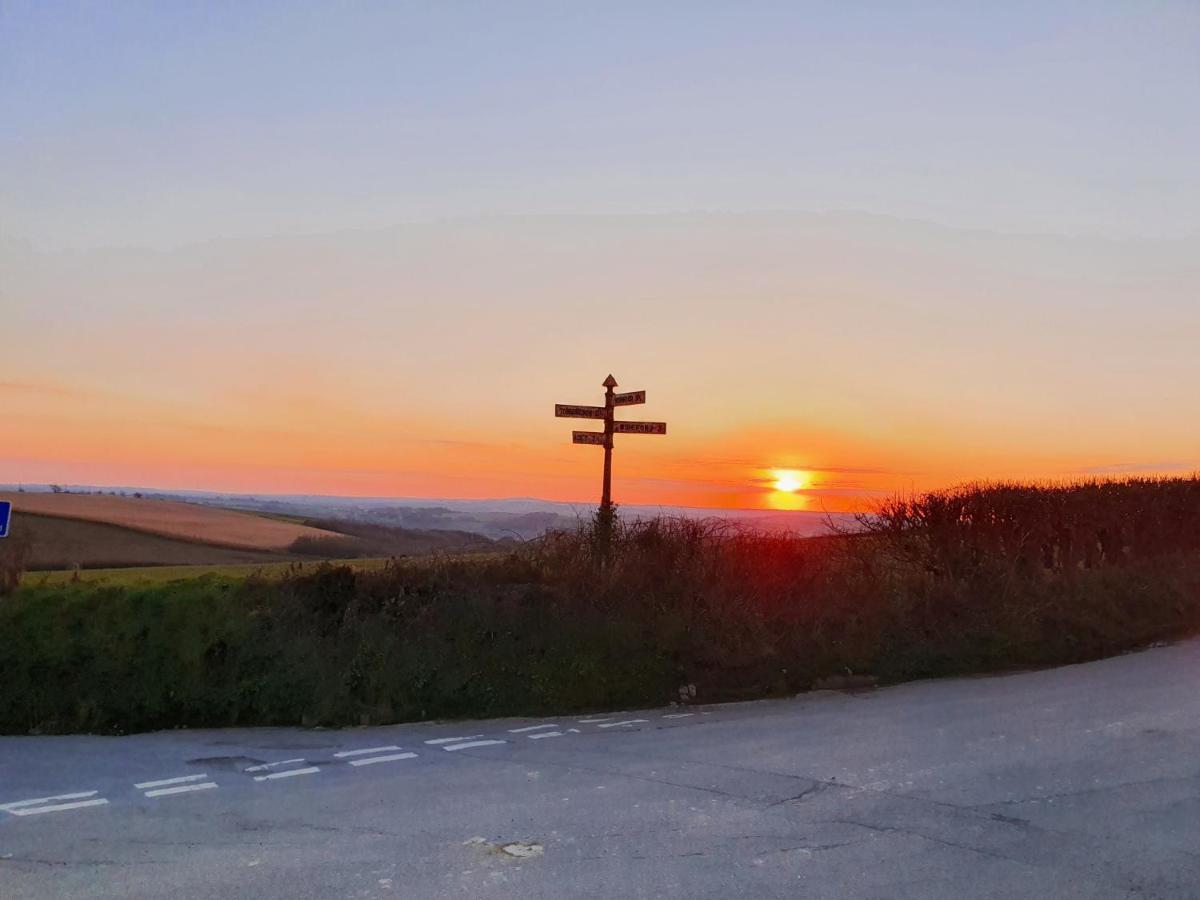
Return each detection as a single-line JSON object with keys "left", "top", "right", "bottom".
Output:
{"left": 572, "top": 431, "right": 606, "bottom": 446}
{"left": 555, "top": 404, "right": 606, "bottom": 420}
{"left": 613, "top": 390, "right": 646, "bottom": 406}
{"left": 612, "top": 421, "right": 667, "bottom": 435}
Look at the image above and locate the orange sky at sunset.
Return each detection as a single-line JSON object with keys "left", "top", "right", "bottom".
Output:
{"left": 5, "top": 213, "right": 1199, "bottom": 512}
{"left": 5, "top": 215, "right": 1198, "bottom": 516}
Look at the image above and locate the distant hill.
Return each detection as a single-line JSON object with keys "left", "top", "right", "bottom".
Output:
{"left": 291, "top": 518, "right": 504, "bottom": 558}
{"left": 1, "top": 485, "right": 855, "bottom": 542}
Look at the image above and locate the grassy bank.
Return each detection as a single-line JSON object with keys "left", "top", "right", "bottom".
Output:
{"left": 3, "top": 477, "right": 1199, "bottom": 735}
{"left": 21, "top": 555, "right": 500, "bottom": 587}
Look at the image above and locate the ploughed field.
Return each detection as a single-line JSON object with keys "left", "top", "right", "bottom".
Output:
{"left": 18, "top": 513, "right": 293, "bottom": 570}
{"left": 0, "top": 492, "right": 342, "bottom": 553}
{"left": 2, "top": 491, "right": 501, "bottom": 572}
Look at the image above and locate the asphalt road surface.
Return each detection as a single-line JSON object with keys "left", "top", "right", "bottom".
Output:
{"left": 3, "top": 639, "right": 1199, "bottom": 899}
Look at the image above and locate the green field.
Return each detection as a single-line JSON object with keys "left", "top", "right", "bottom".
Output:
{"left": 27, "top": 557, "right": 394, "bottom": 587}
{"left": 23, "top": 552, "right": 504, "bottom": 587}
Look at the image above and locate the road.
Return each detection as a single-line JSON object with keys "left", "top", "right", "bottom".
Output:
{"left": 2, "top": 639, "right": 1199, "bottom": 899}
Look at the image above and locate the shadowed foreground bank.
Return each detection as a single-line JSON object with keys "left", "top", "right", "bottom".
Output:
{"left": 3, "top": 477, "right": 1199, "bottom": 735}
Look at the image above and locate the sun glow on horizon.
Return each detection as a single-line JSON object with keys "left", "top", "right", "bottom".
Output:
{"left": 771, "top": 469, "right": 811, "bottom": 493}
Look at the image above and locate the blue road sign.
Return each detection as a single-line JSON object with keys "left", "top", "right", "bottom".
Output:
{"left": 0, "top": 501, "right": 10, "bottom": 539}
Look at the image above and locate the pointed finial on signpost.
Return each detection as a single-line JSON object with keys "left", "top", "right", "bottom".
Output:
{"left": 602, "top": 374, "right": 618, "bottom": 388}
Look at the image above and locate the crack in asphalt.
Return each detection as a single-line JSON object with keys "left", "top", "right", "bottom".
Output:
{"left": 763, "top": 781, "right": 826, "bottom": 809}
{"left": 1, "top": 856, "right": 169, "bottom": 868}
{"left": 823, "top": 817, "right": 1029, "bottom": 865}
{"left": 766, "top": 838, "right": 876, "bottom": 856}
{"left": 977, "top": 772, "right": 1200, "bottom": 809}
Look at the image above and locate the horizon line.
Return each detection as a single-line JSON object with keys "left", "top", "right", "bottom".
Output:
{"left": 0, "top": 481, "right": 843, "bottom": 517}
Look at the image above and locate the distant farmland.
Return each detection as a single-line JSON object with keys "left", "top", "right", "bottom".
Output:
{"left": 0, "top": 492, "right": 343, "bottom": 552}
{"left": 3, "top": 491, "right": 501, "bottom": 571}
{"left": 19, "top": 513, "right": 291, "bottom": 570}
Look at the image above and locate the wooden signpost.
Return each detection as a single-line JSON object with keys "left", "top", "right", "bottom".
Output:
{"left": 555, "top": 375, "right": 666, "bottom": 553}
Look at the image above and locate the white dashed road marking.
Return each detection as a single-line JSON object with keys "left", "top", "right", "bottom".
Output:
{"left": 135, "top": 774, "right": 210, "bottom": 790}
{"left": 442, "top": 740, "right": 507, "bottom": 752}
{"left": 1, "top": 792, "right": 109, "bottom": 817}
{"left": 2, "top": 710, "right": 709, "bottom": 820}
{"left": 4, "top": 798, "right": 110, "bottom": 816}
{"left": 349, "top": 752, "right": 417, "bottom": 767}
{"left": 333, "top": 746, "right": 402, "bottom": 758}
{"left": 254, "top": 766, "right": 320, "bottom": 782}
{"left": 244, "top": 758, "right": 306, "bottom": 773}
{"left": 145, "top": 782, "right": 218, "bottom": 798}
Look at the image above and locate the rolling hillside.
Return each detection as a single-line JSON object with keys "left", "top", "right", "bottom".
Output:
{"left": 0, "top": 492, "right": 344, "bottom": 552}
{"left": 18, "top": 514, "right": 292, "bottom": 570}
{"left": 2, "top": 492, "right": 502, "bottom": 571}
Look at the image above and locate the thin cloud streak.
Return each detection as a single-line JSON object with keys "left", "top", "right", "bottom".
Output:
{"left": 0, "top": 381, "right": 82, "bottom": 398}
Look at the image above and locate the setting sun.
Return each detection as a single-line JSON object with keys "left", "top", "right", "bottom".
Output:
{"left": 772, "top": 470, "right": 809, "bottom": 493}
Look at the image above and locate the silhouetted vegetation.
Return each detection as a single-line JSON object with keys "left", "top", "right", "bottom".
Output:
{"left": 3, "top": 476, "right": 1198, "bottom": 734}
{"left": 0, "top": 533, "right": 32, "bottom": 596}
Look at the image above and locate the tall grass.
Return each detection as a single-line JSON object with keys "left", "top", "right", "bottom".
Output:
{"left": 866, "top": 477, "right": 1200, "bottom": 575}
{"left": 2, "top": 477, "right": 1198, "bottom": 734}
{"left": 0, "top": 533, "right": 32, "bottom": 596}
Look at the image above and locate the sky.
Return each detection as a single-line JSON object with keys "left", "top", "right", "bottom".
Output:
{"left": 3, "top": 1, "right": 1199, "bottom": 511}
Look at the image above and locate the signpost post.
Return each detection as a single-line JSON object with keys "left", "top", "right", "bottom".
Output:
{"left": 555, "top": 375, "right": 666, "bottom": 557}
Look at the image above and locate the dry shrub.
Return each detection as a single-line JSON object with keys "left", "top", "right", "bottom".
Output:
{"left": 525, "top": 476, "right": 1200, "bottom": 694}
{"left": 863, "top": 476, "right": 1200, "bottom": 574}
{"left": 0, "top": 533, "right": 33, "bottom": 596}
